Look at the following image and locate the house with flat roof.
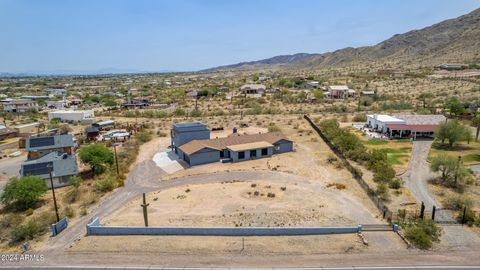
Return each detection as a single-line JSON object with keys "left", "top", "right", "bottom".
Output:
{"left": 48, "top": 109, "right": 95, "bottom": 123}
{"left": 21, "top": 134, "right": 77, "bottom": 188}
{"left": 366, "top": 114, "right": 446, "bottom": 139}
{"left": 1, "top": 100, "right": 39, "bottom": 113}
{"left": 171, "top": 122, "right": 211, "bottom": 154}
{"left": 327, "top": 85, "right": 355, "bottom": 99}
{"left": 240, "top": 84, "right": 266, "bottom": 97}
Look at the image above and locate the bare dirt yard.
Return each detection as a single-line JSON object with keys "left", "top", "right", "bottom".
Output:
{"left": 68, "top": 114, "right": 408, "bottom": 255}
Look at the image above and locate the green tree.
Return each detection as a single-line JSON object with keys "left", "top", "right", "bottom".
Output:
{"left": 430, "top": 155, "right": 457, "bottom": 183}
{"left": 0, "top": 176, "right": 48, "bottom": 210}
{"left": 418, "top": 93, "right": 434, "bottom": 108}
{"left": 78, "top": 144, "right": 114, "bottom": 175}
{"left": 435, "top": 120, "right": 471, "bottom": 148}
{"left": 312, "top": 89, "right": 324, "bottom": 100}
{"left": 445, "top": 97, "right": 464, "bottom": 116}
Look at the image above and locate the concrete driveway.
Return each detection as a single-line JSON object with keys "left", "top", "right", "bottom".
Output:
{"left": 0, "top": 153, "right": 25, "bottom": 192}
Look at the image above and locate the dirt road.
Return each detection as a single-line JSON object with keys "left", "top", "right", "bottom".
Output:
{"left": 402, "top": 139, "right": 480, "bottom": 248}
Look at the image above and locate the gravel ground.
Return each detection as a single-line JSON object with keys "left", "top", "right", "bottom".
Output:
{"left": 402, "top": 139, "right": 480, "bottom": 248}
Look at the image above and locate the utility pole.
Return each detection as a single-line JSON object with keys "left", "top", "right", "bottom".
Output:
{"left": 47, "top": 165, "right": 60, "bottom": 222}
{"left": 112, "top": 143, "right": 119, "bottom": 176}
{"left": 141, "top": 193, "right": 149, "bottom": 227}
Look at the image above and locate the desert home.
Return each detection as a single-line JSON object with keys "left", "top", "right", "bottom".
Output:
{"left": 20, "top": 134, "right": 78, "bottom": 188}
{"left": 240, "top": 84, "right": 266, "bottom": 97}
{"left": 48, "top": 109, "right": 95, "bottom": 123}
{"left": 366, "top": 114, "right": 446, "bottom": 139}
{"left": 325, "top": 85, "right": 356, "bottom": 99}
{"left": 171, "top": 122, "right": 293, "bottom": 166}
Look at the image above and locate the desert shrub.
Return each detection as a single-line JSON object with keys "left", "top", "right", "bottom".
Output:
{"left": 63, "top": 206, "right": 75, "bottom": 218}
{"left": 352, "top": 113, "right": 367, "bottom": 122}
{"left": 190, "top": 109, "right": 202, "bottom": 117}
{"left": 268, "top": 123, "right": 281, "bottom": 132}
{"left": 0, "top": 214, "right": 24, "bottom": 229}
{"left": 10, "top": 221, "right": 39, "bottom": 243}
{"left": 376, "top": 183, "right": 389, "bottom": 201}
{"left": 404, "top": 219, "right": 441, "bottom": 249}
{"left": 389, "top": 178, "right": 403, "bottom": 189}
{"left": 444, "top": 195, "right": 473, "bottom": 210}
{"left": 136, "top": 131, "right": 152, "bottom": 143}
{"left": 94, "top": 175, "right": 116, "bottom": 193}
{"left": 174, "top": 107, "right": 185, "bottom": 116}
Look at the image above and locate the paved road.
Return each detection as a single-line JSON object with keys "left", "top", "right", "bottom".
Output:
{"left": 2, "top": 266, "right": 480, "bottom": 270}
{"left": 0, "top": 153, "right": 25, "bottom": 193}
{"left": 401, "top": 140, "right": 480, "bottom": 247}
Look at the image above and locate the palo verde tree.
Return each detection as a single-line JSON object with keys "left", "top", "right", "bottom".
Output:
{"left": 435, "top": 120, "right": 471, "bottom": 148}
{"left": 430, "top": 154, "right": 472, "bottom": 187}
{"left": 78, "top": 143, "right": 114, "bottom": 175}
{"left": 444, "top": 97, "right": 464, "bottom": 117}
{"left": 0, "top": 176, "right": 48, "bottom": 210}
{"left": 418, "top": 92, "right": 434, "bottom": 109}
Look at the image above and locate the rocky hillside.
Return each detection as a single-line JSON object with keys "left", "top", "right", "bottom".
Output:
{"left": 204, "top": 8, "right": 480, "bottom": 72}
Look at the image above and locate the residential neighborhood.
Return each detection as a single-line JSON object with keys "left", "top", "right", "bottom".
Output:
{"left": 0, "top": 1, "right": 480, "bottom": 269}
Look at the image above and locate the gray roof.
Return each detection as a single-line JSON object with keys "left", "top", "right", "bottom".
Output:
{"left": 93, "top": 120, "right": 115, "bottom": 127}
{"left": 26, "top": 134, "right": 75, "bottom": 151}
{"left": 393, "top": 114, "right": 447, "bottom": 125}
{"left": 173, "top": 122, "right": 209, "bottom": 132}
{"left": 21, "top": 151, "right": 77, "bottom": 178}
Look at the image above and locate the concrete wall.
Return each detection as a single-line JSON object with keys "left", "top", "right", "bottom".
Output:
{"left": 51, "top": 217, "right": 68, "bottom": 236}
{"left": 230, "top": 146, "right": 273, "bottom": 162}
{"left": 86, "top": 217, "right": 362, "bottom": 236}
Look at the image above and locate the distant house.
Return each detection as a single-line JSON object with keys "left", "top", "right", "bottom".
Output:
{"left": 67, "top": 96, "right": 83, "bottom": 105}
{"left": 377, "top": 69, "right": 405, "bottom": 78}
{"left": 21, "top": 134, "right": 78, "bottom": 188}
{"left": 240, "top": 84, "right": 266, "bottom": 97}
{"left": 306, "top": 81, "right": 320, "bottom": 89}
{"left": 122, "top": 97, "right": 150, "bottom": 108}
{"left": 366, "top": 114, "right": 446, "bottom": 140}
{"left": 171, "top": 122, "right": 293, "bottom": 166}
{"left": 361, "top": 90, "right": 376, "bottom": 96}
{"left": 1, "top": 100, "right": 39, "bottom": 113}
{"left": 12, "top": 122, "right": 40, "bottom": 135}
{"left": 92, "top": 120, "right": 115, "bottom": 130}
{"left": 327, "top": 85, "right": 355, "bottom": 99}
{"left": 436, "top": 63, "right": 467, "bottom": 71}
{"left": 46, "top": 88, "right": 67, "bottom": 97}
{"left": 47, "top": 100, "right": 70, "bottom": 109}
{"left": 48, "top": 109, "right": 95, "bottom": 123}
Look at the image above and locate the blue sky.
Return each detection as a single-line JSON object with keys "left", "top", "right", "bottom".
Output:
{"left": 1, "top": 0, "right": 479, "bottom": 73}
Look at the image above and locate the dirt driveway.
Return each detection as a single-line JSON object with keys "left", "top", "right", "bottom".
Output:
{"left": 402, "top": 139, "right": 480, "bottom": 248}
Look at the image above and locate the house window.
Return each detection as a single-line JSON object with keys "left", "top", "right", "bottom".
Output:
{"left": 261, "top": 148, "right": 268, "bottom": 156}
{"left": 238, "top": 151, "right": 245, "bottom": 159}
{"left": 250, "top": 150, "right": 257, "bottom": 158}
{"left": 220, "top": 150, "right": 225, "bottom": 158}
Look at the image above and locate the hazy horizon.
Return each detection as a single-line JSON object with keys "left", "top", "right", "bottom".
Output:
{"left": 1, "top": 0, "right": 479, "bottom": 74}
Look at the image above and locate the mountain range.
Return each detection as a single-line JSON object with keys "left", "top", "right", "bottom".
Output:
{"left": 203, "top": 8, "right": 480, "bottom": 72}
